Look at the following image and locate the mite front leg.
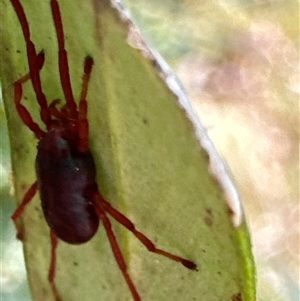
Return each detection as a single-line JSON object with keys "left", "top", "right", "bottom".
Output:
{"left": 14, "top": 51, "right": 46, "bottom": 139}
{"left": 10, "top": 0, "right": 51, "bottom": 128}
{"left": 78, "top": 56, "right": 94, "bottom": 153}
{"left": 50, "top": 0, "right": 77, "bottom": 118}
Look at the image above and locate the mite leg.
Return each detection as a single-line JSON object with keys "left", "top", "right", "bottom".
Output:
{"left": 97, "top": 195, "right": 197, "bottom": 271}
{"left": 94, "top": 204, "right": 141, "bottom": 301}
{"left": 49, "top": 99, "right": 64, "bottom": 119}
{"left": 50, "top": 0, "right": 77, "bottom": 118}
{"left": 49, "top": 230, "right": 62, "bottom": 301}
{"left": 11, "top": 181, "right": 38, "bottom": 240}
{"left": 77, "top": 56, "right": 94, "bottom": 153}
{"left": 14, "top": 51, "right": 46, "bottom": 139}
{"left": 10, "top": 0, "right": 51, "bottom": 127}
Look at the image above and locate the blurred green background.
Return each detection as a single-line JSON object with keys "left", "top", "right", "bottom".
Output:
{"left": 1, "top": 88, "right": 32, "bottom": 300}
{"left": 1, "top": 0, "right": 299, "bottom": 300}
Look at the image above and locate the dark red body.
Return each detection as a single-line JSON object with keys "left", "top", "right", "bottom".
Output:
{"left": 36, "top": 124, "right": 99, "bottom": 244}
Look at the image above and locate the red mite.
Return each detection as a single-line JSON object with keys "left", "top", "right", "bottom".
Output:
{"left": 10, "top": 0, "right": 197, "bottom": 300}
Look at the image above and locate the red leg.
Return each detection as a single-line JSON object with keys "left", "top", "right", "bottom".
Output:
{"left": 49, "top": 99, "right": 64, "bottom": 119}
{"left": 50, "top": 0, "right": 77, "bottom": 118}
{"left": 95, "top": 194, "right": 197, "bottom": 270}
{"left": 79, "top": 56, "right": 94, "bottom": 104}
{"left": 14, "top": 82, "right": 45, "bottom": 139}
{"left": 77, "top": 56, "right": 94, "bottom": 153}
{"left": 49, "top": 230, "right": 62, "bottom": 301}
{"left": 94, "top": 203, "right": 141, "bottom": 301}
{"left": 11, "top": 181, "right": 38, "bottom": 240}
{"left": 10, "top": 0, "right": 51, "bottom": 128}
{"left": 14, "top": 52, "right": 47, "bottom": 139}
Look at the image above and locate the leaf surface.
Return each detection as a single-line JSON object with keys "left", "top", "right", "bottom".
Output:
{"left": 0, "top": 0, "right": 256, "bottom": 300}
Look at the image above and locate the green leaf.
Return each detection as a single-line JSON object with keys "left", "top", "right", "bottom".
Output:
{"left": 1, "top": 0, "right": 256, "bottom": 300}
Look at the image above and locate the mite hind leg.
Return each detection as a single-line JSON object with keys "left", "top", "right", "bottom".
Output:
{"left": 94, "top": 203, "right": 141, "bottom": 301}
{"left": 95, "top": 194, "right": 197, "bottom": 271}
{"left": 11, "top": 181, "right": 38, "bottom": 240}
{"left": 48, "top": 230, "right": 63, "bottom": 301}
